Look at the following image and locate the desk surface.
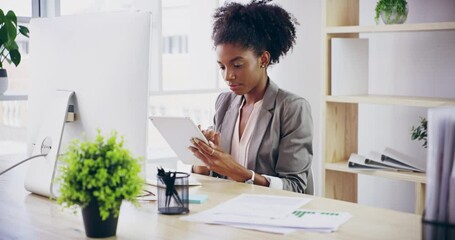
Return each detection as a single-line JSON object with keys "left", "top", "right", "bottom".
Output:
{"left": 0, "top": 157, "right": 421, "bottom": 240}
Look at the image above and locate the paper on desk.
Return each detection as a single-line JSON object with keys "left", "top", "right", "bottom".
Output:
{"left": 222, "top": 223, "right": 296, "bottom": 234}
{"left": 216, "top": 210, "right": 351, "bottom": 234}
{"left": 181, "top": 194, "right": 310, "bottom": 221}
{"left": 182, "top": 202, "right": 351, "bottom": 234}
{"left": 181, "top": 194, "right": 349, "bottom": 234}
{"left": 211, "top": 194, "right": 310, "bottom": 218}
{"left": 214, "top": 209, "right": 351, "bottom": 231}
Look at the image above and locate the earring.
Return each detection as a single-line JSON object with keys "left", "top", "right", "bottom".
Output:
{"left": 260, "top": 64, "right": 265, "bottom": 68}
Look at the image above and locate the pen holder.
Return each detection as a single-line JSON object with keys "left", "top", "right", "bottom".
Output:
{"left": 157, "top": 172, "right": 190, "bottom": 215}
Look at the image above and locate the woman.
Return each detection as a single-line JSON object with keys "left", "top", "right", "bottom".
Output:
{"left": 190, "top": 0, "right": 313, "bottom": 194}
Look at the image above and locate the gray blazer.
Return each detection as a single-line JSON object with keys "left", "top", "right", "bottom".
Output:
{"left": 213, "top": 80, "right": 313, "bottom": 194}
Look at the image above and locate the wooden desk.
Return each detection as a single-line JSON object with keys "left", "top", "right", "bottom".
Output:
{"left": 0, "top": 157, "right": 421, "bottom": 239}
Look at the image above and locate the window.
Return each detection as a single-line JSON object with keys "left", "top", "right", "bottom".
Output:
{"left": 158, "top": 0, "right": 219, "bottom": 91}
{"left": 148, "top": 0, "right": 224, "bottom": 167}
{"left": 0, "top": 0, "right": 227, "bottom": 167}
{"left": 0, "top": 0, "right": 34, "bottom": 17}
{"left": 0, "top": 0, "right": 39, "bottom": 154}
{"left": 60, "top": 0, "right": 133, "bottom": 15}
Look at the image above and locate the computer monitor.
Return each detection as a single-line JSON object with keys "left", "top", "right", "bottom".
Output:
{"left": 25, "top": 12, "right": 152, "bottom": 198}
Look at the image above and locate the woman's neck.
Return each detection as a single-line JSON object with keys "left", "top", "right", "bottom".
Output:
{"left": 244, "top": 77, "right": 268, "bottom": 105}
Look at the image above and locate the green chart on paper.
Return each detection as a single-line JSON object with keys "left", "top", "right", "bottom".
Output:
{"left": 292, "top": 210, "right": 340, "bottom": 218}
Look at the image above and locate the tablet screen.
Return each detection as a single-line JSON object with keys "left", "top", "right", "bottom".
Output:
{"left": 150, "top": 117, "right": 208, "bottom": 166}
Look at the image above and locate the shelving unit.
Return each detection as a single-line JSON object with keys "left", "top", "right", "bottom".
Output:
{"left": 321, "top": 0, "right": 455, "bottom": 214}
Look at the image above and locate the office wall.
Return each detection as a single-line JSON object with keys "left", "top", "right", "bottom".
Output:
{"left": 267, "top": 1, "right": 322, "bottom": 196}
{"left": 358, "top": 0, "right": 455, "bottom": 212}
{"left": 131, "top": 1, "right": 323, "bottom": 190}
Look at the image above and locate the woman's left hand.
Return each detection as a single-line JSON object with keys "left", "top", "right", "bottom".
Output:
{"left": 189, "top": 133, "right": 250, "bottom": 182}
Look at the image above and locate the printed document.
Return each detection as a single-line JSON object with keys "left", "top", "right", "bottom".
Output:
{"left": 181, "top": 194, "right": 351, "bottom": 234}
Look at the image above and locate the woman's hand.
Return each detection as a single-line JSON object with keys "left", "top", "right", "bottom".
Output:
{"left": 190, "top": 127, "right": 218, "bottom": 175}
{"left": 189, "top": 132, "right": 251, "bottom": 182}
{"left": 191, "top": 165, "right": 210, "bottom": 175}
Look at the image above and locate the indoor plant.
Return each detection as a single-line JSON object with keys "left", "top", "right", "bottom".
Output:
{"left": 375, "top": 0, "right": 408, "bottom": 25}
{"left": 411, "top": 117, "right": 427, "bottom": 148}
{"left": 0, "top": 9, "right": 29, "bottom": 94}
{"left": 57, "top": 131, "right": 143, "bottom": 238}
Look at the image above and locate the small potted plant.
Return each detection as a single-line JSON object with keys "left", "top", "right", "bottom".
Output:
{"left": 411, "top": 117, "right": 427, "bottom": 148}
{"left": 57, "top": 130, "right": 143, "bottom": 238}
{"left": 0, "top": 9, "right": 29, "bottom": 94}
{"left": 375, "top": 0, "right": 408, "bottom": 25}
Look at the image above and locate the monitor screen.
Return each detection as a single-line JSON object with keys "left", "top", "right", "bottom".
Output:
{"left": 25, "top": 12, "right": 152, "bottom": 197}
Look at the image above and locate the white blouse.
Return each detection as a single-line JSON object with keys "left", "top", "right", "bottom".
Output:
{"left": 230, "top": 99, "right": 283, "bottom": 190}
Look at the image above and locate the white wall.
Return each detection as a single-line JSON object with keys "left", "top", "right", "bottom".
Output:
{"left": 358, "top": 0, "right": 455, "bottom": 212}
{"left": 267, "top": 0, "right": 322, "bottom": 196}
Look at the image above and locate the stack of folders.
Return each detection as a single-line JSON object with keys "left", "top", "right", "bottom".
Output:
{"left": 347, "top": 147, "right": 425, "bottom": 172}
{"left": 423, "top": 107, "right": 455, "bottom": 239}
{"left": 181, "top": 194, "right": 351, "bottom": 234}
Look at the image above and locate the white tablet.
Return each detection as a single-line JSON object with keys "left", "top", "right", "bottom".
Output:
{"left": 149, "top": 116, "right": 208, "bottom": 166}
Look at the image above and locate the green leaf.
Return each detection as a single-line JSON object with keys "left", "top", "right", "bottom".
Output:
{"left": 0, "top": 9, "right": 5, "bottom": 25}
{"left": 4, "top": 40, "right": 18, "bottom": 51}
{"left": 18, "top": 25, "right": 29, "bottom": 38}
{"left": 9, "top": 49, "right": 21, "bottom": 66}
{"left": 5, "top": 10, "right": 17, "bottom": 27}
{"left": 0, "top": 26, "right": 7, "bottom": 44}
{"left": 5, "top": 21, "right": 16, "bottom": 42}
{"left": 410, "top": 116, "right": 428, "bottom": 149}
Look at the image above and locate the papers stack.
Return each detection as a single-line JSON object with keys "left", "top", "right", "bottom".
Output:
{"left": 424, "top": 107, "right": 455, "bottom": 239}
{"left": 181, "top": 194, "right": 351, "bottom": 234}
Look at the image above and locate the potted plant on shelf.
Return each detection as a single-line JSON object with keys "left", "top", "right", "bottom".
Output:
{"left": 411, "top": 117, "right": 427, "bottom": 148}
{"left": 375, "top": 0, "right": 408, "bottom": 25}
{"left": 0, "top": 9, "right": 29, "bottom": 94}
{"left": 57, "top": 131, "right": 143, "bottom": 238}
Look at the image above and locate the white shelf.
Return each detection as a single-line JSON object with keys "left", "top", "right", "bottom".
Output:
{"left": 0, "top": 92, "right": 28, "bottom": 101}
{"left": 326, "top": 22, "right": 455, "bottom": 34}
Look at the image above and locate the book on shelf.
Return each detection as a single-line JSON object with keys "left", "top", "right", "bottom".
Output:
{"left": 348, "top": 148, "right": 425, "bottom": 172}
{"left": 381, "top": 147, "right": 425, "bottom": 172}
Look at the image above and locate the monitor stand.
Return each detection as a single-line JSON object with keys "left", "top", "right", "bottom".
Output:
{"left": 24, "top": 90, "right": 74, "bottom": 198}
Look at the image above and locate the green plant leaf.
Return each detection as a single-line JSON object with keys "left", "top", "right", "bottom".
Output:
{"left": 374, "top": 0, "right": 408, "bottom": 24}
{"left": 0, "top": 9, "right": 26, "bottom": 67}
{"left": 5, "top": 10, "right": 17, "bottom": 27}
{"left": 9, "top": 48, "right": 21, "bottom": 66}
{"left": 0, "top": 9, "right": 5, "bottom": 25}
{"left": 18, "top": 25, "right": 29, "bottom": 38}
{"left": 410, "top": 116, "right": 428, "bottom": 148}
{"left": 5, "top": 21, "right": 16, "bottom": 42}
{"left": 0, "top": 26, "right": 8, "bottom": 44}
{"left": 4, "top": 40, "right": 18, "bottom": 51}
{"left": 57, "top": 130, "right": 143, "bottom": 221}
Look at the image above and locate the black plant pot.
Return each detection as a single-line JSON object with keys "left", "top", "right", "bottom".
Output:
{"left": 81, "top": 200, "right": 120, "bottom": 238}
